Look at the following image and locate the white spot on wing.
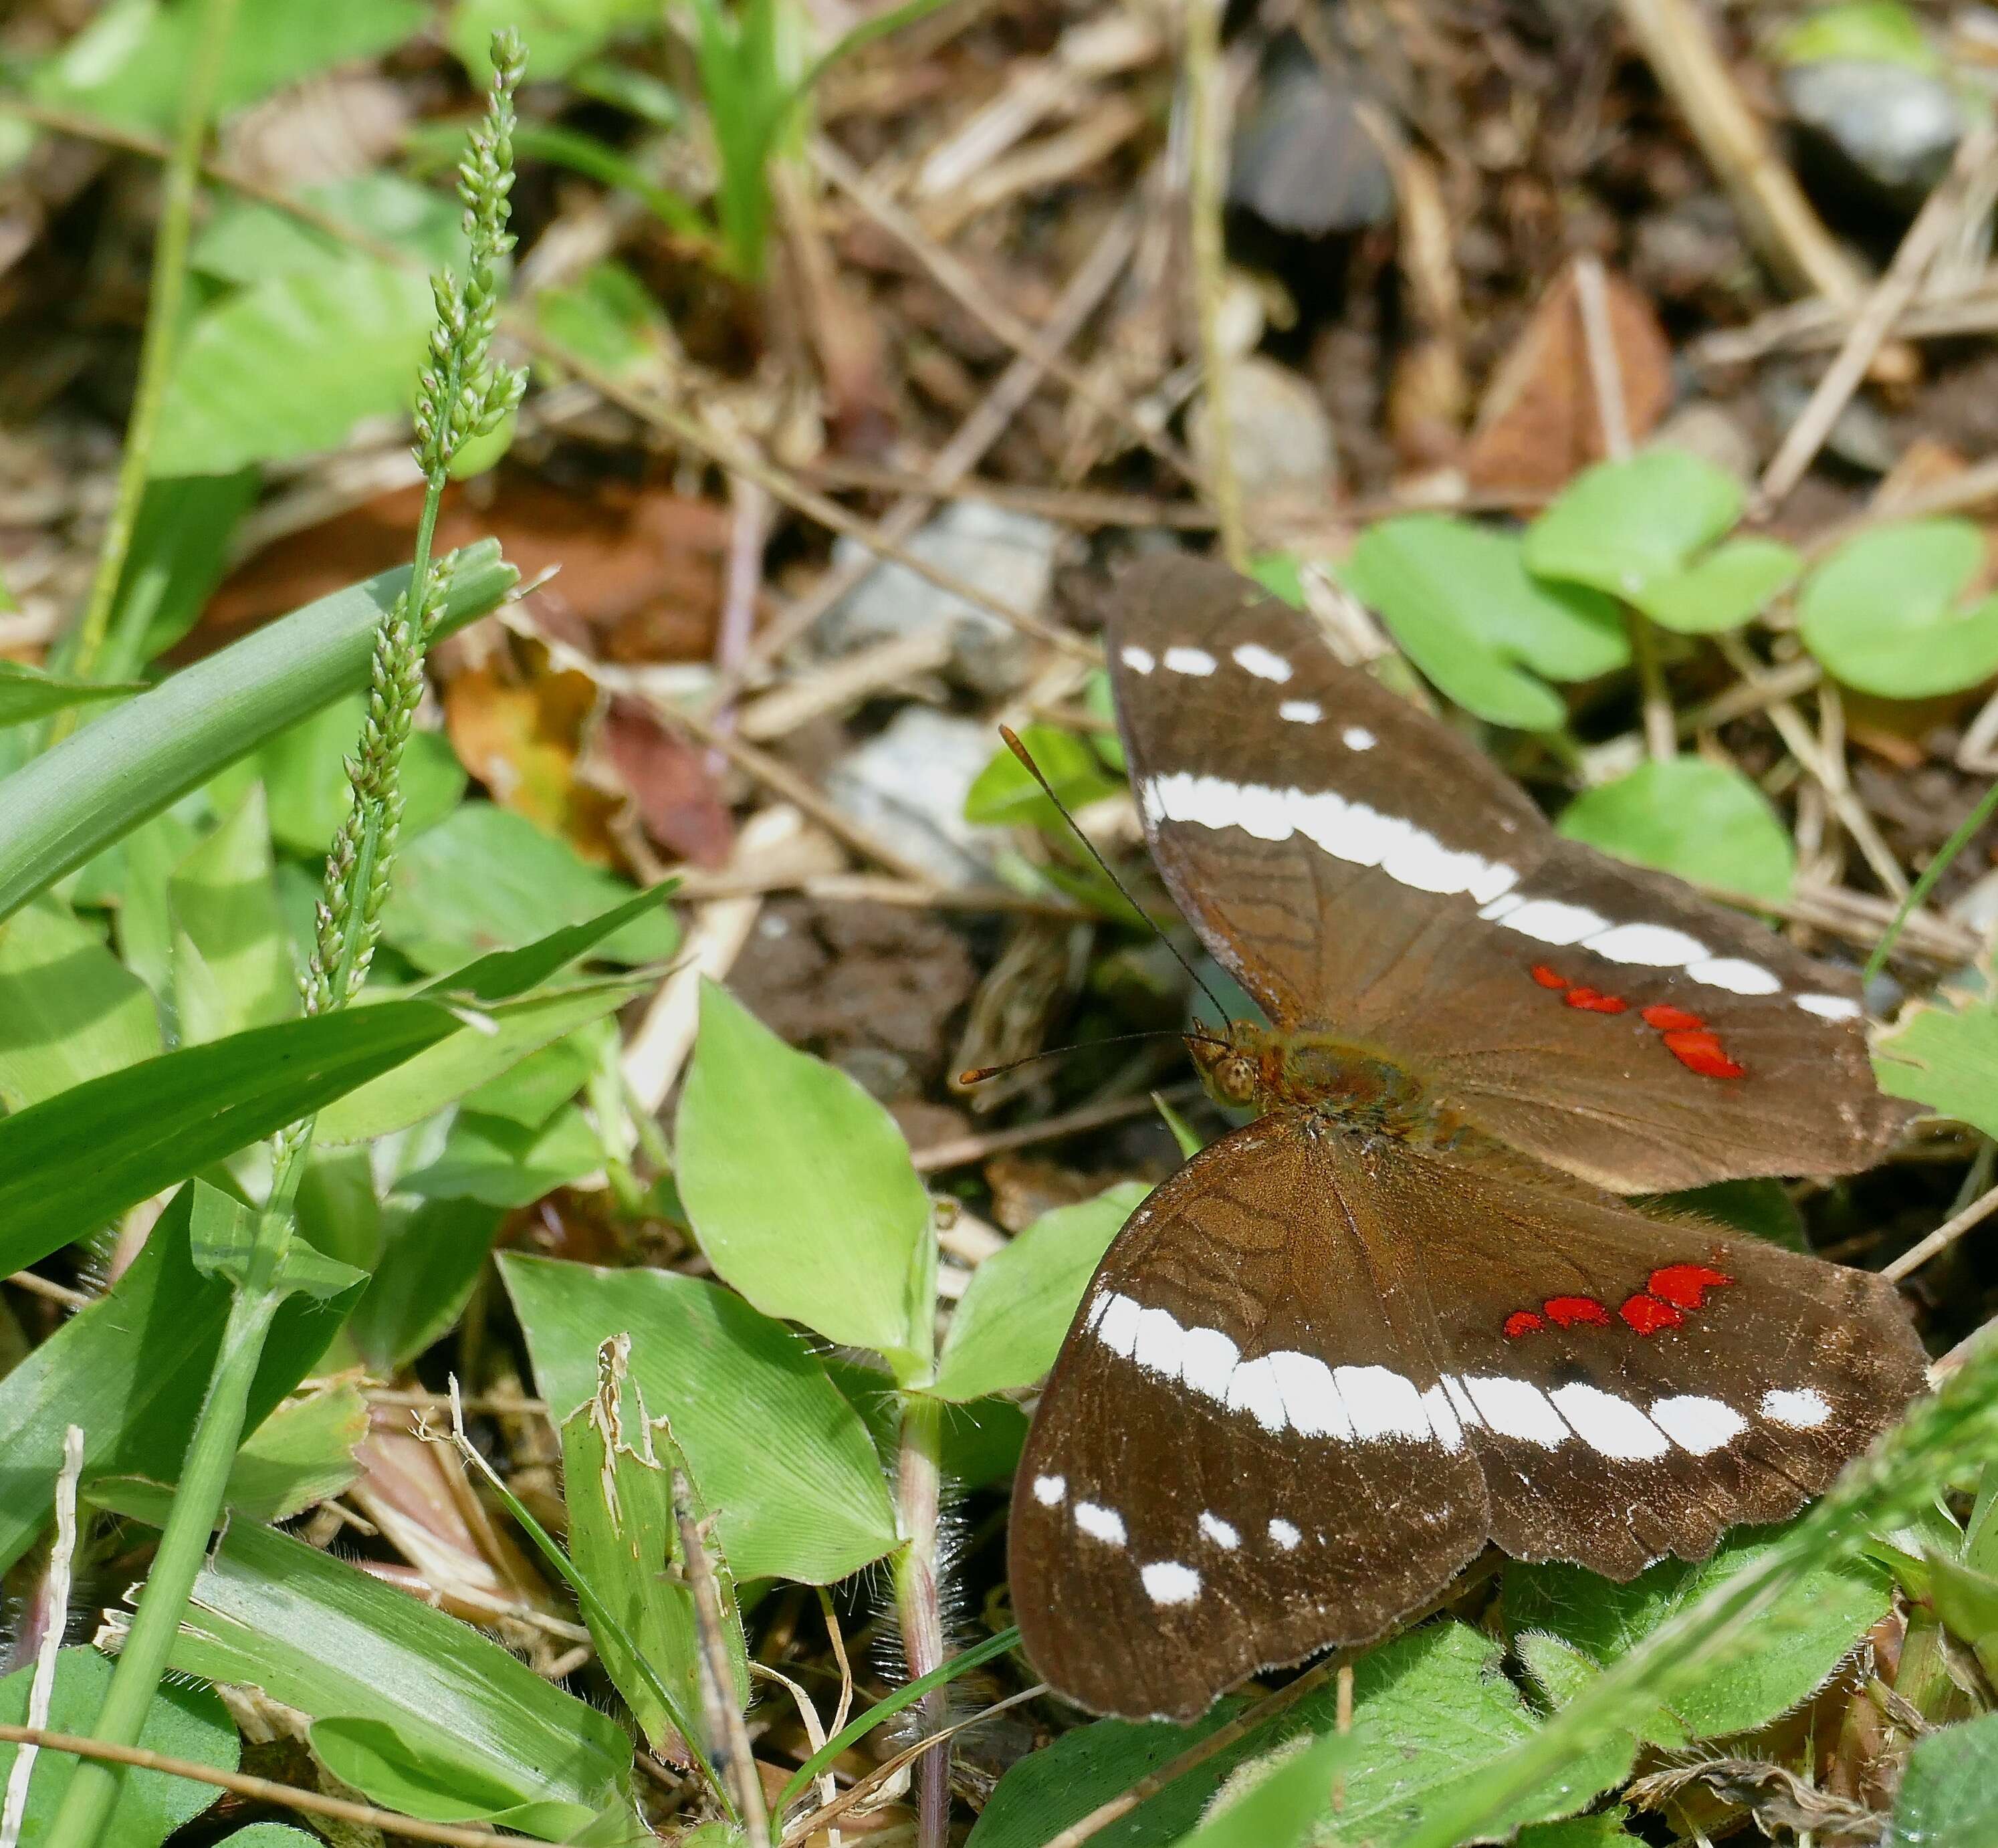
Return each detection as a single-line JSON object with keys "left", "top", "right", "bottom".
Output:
{"left": 1131, "top": 1306, "right": 1185, "bottom": 1382}
{"left": 1493, "top": 899, "right": 1610, "bottom": 946}
{"left": 1268, "top": 1518, "right": 1302, "bottom": 1550}
{"left": 1342, "top": 726, "right": 1376, "bottom": 750}
{"left": 1163, "top": 645, "right": 1217, "bottom": 677}
{"left": 1463, "top": 1376, "right": 1570, "bottom": 1447}
{"left": 1420, "top": 1382, "right": 1464, "bottom": 1452}
{"left": 1180, "top": 1326, "right": 1240, "bottom": 1399}
{"left": 1761, "top": 1387, "right": 1832, "bottom": 1428}
{"left": 1075, "top": 1501, "right": 1127, "bottom": 1545}
{"left": 1141, "top": 1560, "right": 1202, "bottom": 1605}
{"left": 1198, "top": 1512, "right": 1240, "bottom": 1550}
{"left": 1224, "top": 1356, "right": 1288, "bottom": 1433}
{"left": 1583, "top": 923, "right": 1708, "bottom": 968}
{"left": 1084, "top": 1292, "right": 1112, "bottom": 1333}
{"left": 1650, "top": 1395, "right": 1748, "bottom": 1455}
{"left": 1549, "top": 1383, "right": 1671, "bottom": 1460}
{"left": 1279, "top": 699, "right": 1322, "bottom": 724}
{"left": 1687, "top": 955, "right": 1782, "bottom": 996}
{"left": 1233, "top": 642, "right": 1293, "bottom": 683}
{"left": 1268, "top": 1351, "right": 1353, "bottom": 1440}
{"left": 1440, "top": 1375, "right": 1483, "bottom": 1429}
{"left": 1121, "top": 644, "right": 1155, "bottom": 675}
{"left": 1797, "top": 992, "right": 1862, "bottom": 1021}
{"left": 1032, "top": 1474, "right": 1067, "bottom": 1506}
{"left": 1095, "top": 1293, "right": 1141, "bottom": 1359}
{"left": 1335, "top": 1365, "right": 1434, "bottom": 1441}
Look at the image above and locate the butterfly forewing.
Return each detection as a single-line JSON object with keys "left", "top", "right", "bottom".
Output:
{"left": 1105, "top": 555, "right": 1910, "bottom": 1191}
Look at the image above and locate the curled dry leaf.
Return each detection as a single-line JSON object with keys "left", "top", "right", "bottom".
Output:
{"left": 598, "top": 697, "right": 736, "bottom": 870}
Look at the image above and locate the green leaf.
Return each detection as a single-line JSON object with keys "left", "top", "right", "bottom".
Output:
{"left": 190, "top": 1177, "right": 366, "bottom": 1301}
{"left": 193, "top": 173, "right": 468, "bottom": 285}
{"left": 0, "top": 542, "right": 516, "bottom": 925}
{"left": 1926, "top": 1550, "right": 1998, "bottom": 1682}
{"left": 532, "top": 261, "right": 680, "bottom": 382}
{"left": 447, "top": 0, "right": 657, "bottom": 80}
{"left": 1777, "top": 1, "right": 1939, "bottom": 71}
{"left": 1873, "top": 997, "right": 1998, "bottom": 1133}
{"left": 1557, "top": 758, "right": 1795, "bottom": 903}
{"left": 404, "top": 1105, "right": 604, "bottom": 1207}
{"left": 966, "top": 725, "right": 1123, "bottom": 833}
{"left": 215, "top": 1827, "right": 324, "bottom": 1848}
{"left": 1166, "top": 1730, "right": 1357, "bottom": 1848}
{"left": 165, "top": 1520, "right": 634, "bottom": 1840}
{"left": 0, "top": 1189, "right": 357, "bottom": 1572}
{"left": 153, "top": 258, "right": 435, "bottom": 476}
{"left": 1525, "top": 449, "right": 1745, "bottom": 603}
{"left": 1651, "top": 1178, "right": 1807, "bottom": 1253}
{"left": 1887, "top": 1710, "right": 1998, "bottom": 1847}
{"left": 345, "top": 1197, "right": 504, "bottom": 1375}
{"left": 1513, "top": 1813, "right": 1634, "bottom": 1848}
{"left": 0, "top": 998, "right": 462, "bottom": 1278}
{"left": 105, "top": 469, "right": 261, "bottom": 669}
{"left": 1503, "top": 1527, "right": 1893, "bottom": 1739}
{"left": 90, "top": 1378, "right": 368, "bottom": 1526}
{"left": 1630, "top": 536, "right": 1803, "bottom": 636}
{"left": 30, "top": 0, "right": 425, "bottom": 134}
{"left": 678, "top": 980, "right": 935, "bottom": 1379}
{"left": 931, "top": 1183, "right": 1147, "bottom": 1401}
{"left": 251, "top": 693, "right": 467, "bottom": 856}
{"left": 170, "top": 782, "right": 298, "bottom": 1041}
{"left": 1341, "top": 517, "right": 1626, "bottom": 730}
{"left": 0, "top": 659, "right": 138, "bottom": 727}
{"left": 429, "top": 881, "right": 677, "bottom": 1002}
{"left": 316, "top": 977, "right": 653, "bottom": 1146}
{"left": 1798, "top": 519, "right": 1998, "bottom": 697}
{"left": 0, "top": 897, "right": 161, "bottom": 1109}
{"left": 500, "top": 1251, "right": 901, "bottom": 1583}
{"left": 0, "top": 1646, "right": 235, "bottom": 1848}
{"left": 380, "top": 803, "right": 678, "bottom": 974}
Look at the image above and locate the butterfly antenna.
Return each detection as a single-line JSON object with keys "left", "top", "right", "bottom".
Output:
{"left": 959, "top": 1028, "right": 1228, "bottom": 1088}
{"left": 998, "top": 724, "right": 1236, "bottom": 1032}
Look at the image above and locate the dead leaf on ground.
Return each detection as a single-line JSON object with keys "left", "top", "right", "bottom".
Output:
{"left": 597, "top": 697, "right": 736, "bottom": 869}
{"left": 1463, "top": 259, "right": 1672, "bottom": 495}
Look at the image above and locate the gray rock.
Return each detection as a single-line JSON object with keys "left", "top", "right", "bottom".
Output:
{"left": 1782, "top": 59, "right": 1964, "bottom": 204}
{"left": 1648, "top": 401, "right": 1761, "bottom": 484}
{"left": 824, "top": 706, "right": 1004, "bottom": 889}
{"left": 1230, "top": 54, "right": 1394, "bottom": 235}
{"left": 820, "top": 501, "right": 1061, "bottom": 697}
{"left": 1190, "top": 356, "right": 1339, "bottom": 506}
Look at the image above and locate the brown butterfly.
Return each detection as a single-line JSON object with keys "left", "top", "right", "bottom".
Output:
{"left": 1008, "top": 554, "right": 1928, "bottom": 1721}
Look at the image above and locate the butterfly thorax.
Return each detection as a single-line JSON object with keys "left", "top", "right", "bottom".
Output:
{"left": 1189, "top": 1020, "right": 1455, "bottom": 1143}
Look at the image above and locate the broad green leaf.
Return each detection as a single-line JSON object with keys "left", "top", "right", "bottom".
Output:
{"left": 1513, "top": 1813, "right": 1634, "bottom": 1848}
{"left": 1873, "top": 998, "right": 1998, "bottom": 1134}
{"left": 190, "top": 1177, "right": 366, "bottom": 1301}
{"left": 0, "top": 897, "right": 160, "bottom": 1109}
{"left": 193, "top": 173, "right": 467, "bottom": 285}
{"left": 463, "top": 1027, "right": 600, "bottom": 1125}
{"left": 1525, "top": 449, "right": 1744, "bottom": 602}
{"left": 559, "top": 1340, "right": 738, "bottom": 1755}
{"left": 0, "top": 659, "right": 138, "bottom": 727}
{"left": 1653, "top": 1178, "right": 1807, "bottom": 1252}
{"left": 90, "top": 1379, "right": 368, "bottom": 1526}
{"left": 968, "top": 1622, "right": 1622, "bottom": 1848}
{"left": 403, "top": 1105, "right": 604, "bottom": 1206}
{"left": 1630, "top": 536, "right": 1803, "bottom": 636}
{"left": 1777, "top": 1, "right": 1938, "bottom": 70}
{"left": 448, "top": 0, "right": 657, "bottom": 79}
{"left": 931, "top": 1183, "right": 1147, "bottom": 1401}
{"left": 1926, "top": 1551, "right": 1998, "bottom": 1682}
{"left": 1887, "top": 1709, "right": 1998, "bottom": 1847}
{"left": 344, "top": 1197, "right": 504, "bottom": 1375}
{"left": 153, "top": 259, "right": 434, "bottom": 476}
{"left": 30, "top": 0, "right": 424, "bottom": 134}
{"left": 0, "top": 997, "right": 462, "bottom": 1277}
{"left": 381, "top": 803, "right": 678, "bottom": 973}
{"left": 1799, "top": 520, "right": 1998, "bottom": 697}
{"left": 250, "top": 693, "right": 467, "bottom": 856}
{"left": 1557, "top": 758, "right": 1795, "bottom": 903}
{"left": 0, "top": 1647, "right": 235, "bottom": 1848}
{"left": 0, "top": 1189, "right": 358, "bottom": 1572}
{"left": 966, "top": 725, "right": 1123, "bottom": 833}
{"left": 166, "top": 1520, "right": 633, "bottom": 1839}
{"left": 0, "top": 542, "right": 515, "bottom": 925}
{"left": 105, "top": 469, "right": 260, "bottom": 669}
{"left": 1341, "top": 517, "right": 1626, "bottom": 730}
{"left": 501, "top": 1252, "right": 900, "bottom": 1583}
{"left": 216, "top": 1828, "right": 324, "bottom": 1848}
{"left": 532, "top": 261, "right": 679, "bottom": 382}
{"left": 428, "top": 881, "right": 677, "bottom": 1003}
{"left": 1166, "top": 1730, "right": 1357, "bottom": 1848}
{"left": 1503, "top": 1528, "right": 1893, "bottom": 1739}
{"left": 170, "top": 782, "right": 298, "bottom": 1041}
{"left": 678, "top": 980, "right": 935, "bottom": 1378}
{"left": 316, "top": 977, "right": 652, "bottom": 1145}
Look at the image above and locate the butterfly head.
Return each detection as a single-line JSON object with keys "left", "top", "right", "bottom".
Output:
{"left": 1188, "top": 1019, "right": 1276, "bottom": 1111}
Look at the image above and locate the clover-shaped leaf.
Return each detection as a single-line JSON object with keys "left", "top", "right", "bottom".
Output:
{"left": 1558, "top": 758, "right": 1796, "bottom": 903}
{"left": 1525, "top": 449, "right": 1801, "bottom": 634}
{"left": 1341, "top": 515, "right": 1627, "bottom": 730}
{"left": 1798, "top": 519, "right": 1998, "bottom": 696}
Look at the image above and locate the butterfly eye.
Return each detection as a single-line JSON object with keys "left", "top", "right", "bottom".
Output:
{"left": 1214, "top": 1056, "right": 1258, "bottom": 1107}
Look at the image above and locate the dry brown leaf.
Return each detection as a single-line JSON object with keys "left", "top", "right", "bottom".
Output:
{"left": 598, "top": 697, "right": 736, "bottom": 870}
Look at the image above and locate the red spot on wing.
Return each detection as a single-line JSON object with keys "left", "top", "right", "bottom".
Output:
{"left": 1648, "top": 1262, "right": 1733, "bottom": 1308}
{"left": 1503, "top": 1310, "right": 1545, "bottom": 1339}
{"left": 1619, "top": 1294, "right": 1684, "bottom": 1335}
{"left": 1662, "top": 1028, "right": 1746, "bottom": 1080}
{"left": 1563, "top": 988, "right": 1628, "bottom": 1014}
{"left": 1543, "top": 1294, "right": 1613, "bottom": 1328}
{"left": 1640, "top": 1004, "right": 1704, "bottom": 1032}
{"left": 1531, "top": 964, "right": 1570, "bottom": 990}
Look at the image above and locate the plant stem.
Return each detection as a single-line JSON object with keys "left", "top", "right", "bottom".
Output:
{"left": 895, "top": 1392, "right": 949, "bottom": 1848}
{"left": 43, "top": 1287, "right": 278, "bottom": 1848}
{"left": 55, "top": 0, "right": 242, "bottom": 711}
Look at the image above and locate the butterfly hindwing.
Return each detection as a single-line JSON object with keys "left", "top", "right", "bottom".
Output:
{"left": 1106, "top": 555, "right": 1910, "bottom": 1192}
